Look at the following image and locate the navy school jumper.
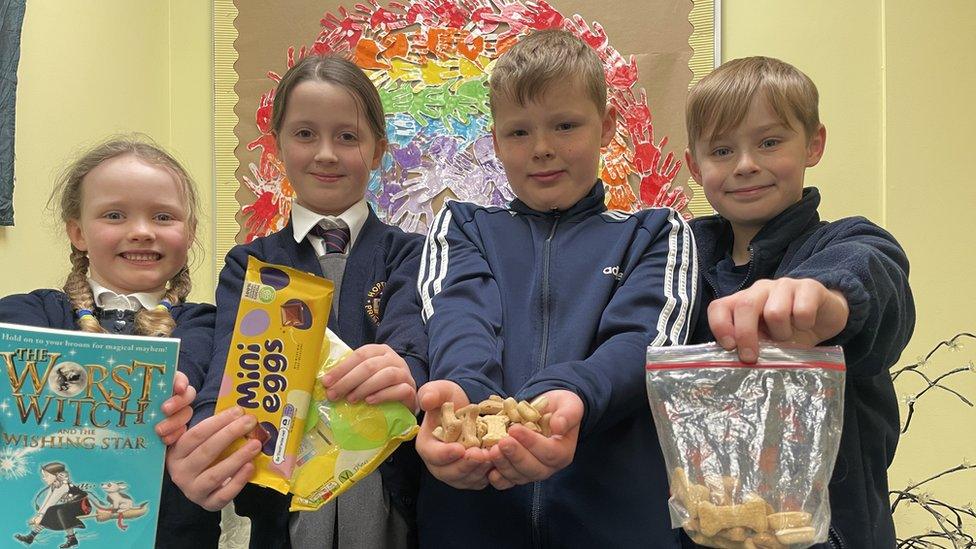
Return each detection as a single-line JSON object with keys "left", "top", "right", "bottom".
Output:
{"left": 193, "top": 206, "right": 428, "bottom": 549}
{"left": 417, "top": 183, "right": 699, "bottom": 548}
{"left": 0, "top": 289, "right": 219, "bottom": 548}
{"left": 687, "top": 187, "right": 915, "bottom": 549}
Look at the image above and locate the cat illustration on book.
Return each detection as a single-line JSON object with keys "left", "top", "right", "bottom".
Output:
{"left": 90, "top": 481, "right": 149, "bottom": 531}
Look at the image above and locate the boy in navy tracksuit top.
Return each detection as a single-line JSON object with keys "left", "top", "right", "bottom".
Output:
{"left": 167, "top": 56, "right": 427, "bottom": 549}
{"left": 414, "top": 30, "right": 698, "bottom": 548}
{"left": 682, "top": 57, "right": 914, "bottom": 548}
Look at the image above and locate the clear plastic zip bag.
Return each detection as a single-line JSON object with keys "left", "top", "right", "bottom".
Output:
{"left": 645, "top": 343, "right": 846, "bottom": 548}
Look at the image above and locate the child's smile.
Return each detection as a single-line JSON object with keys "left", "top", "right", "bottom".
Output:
{"left": 276, "top": 80, "right": 385, "bottom": 217}
{"left": 66, "top": 154, "right": 193, "bottom": 295}
{"left": 120, "top": 251, "right": 162, "bottom": 262}
{"left": 528, "top": 170, "right": 567, "bottom": 184}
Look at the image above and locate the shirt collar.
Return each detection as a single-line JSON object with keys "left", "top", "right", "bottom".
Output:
{"left": 291, "top": 199, "right": 369, "bottom": 251}
{"left": 88, "top": 279, "right": 164, "bottom": 311}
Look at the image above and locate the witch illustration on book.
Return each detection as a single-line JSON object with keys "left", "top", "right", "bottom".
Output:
{"left": 14, "top": 462, "right": 90, "bottom": 548}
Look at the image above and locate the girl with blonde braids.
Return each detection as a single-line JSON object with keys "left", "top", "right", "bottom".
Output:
{"left": 0, "top": 136, "right": 220, "bottom": 548}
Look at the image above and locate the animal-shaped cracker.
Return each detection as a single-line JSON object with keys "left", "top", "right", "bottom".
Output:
{"left": 699, "top": 500, "right": 768, "bottom": 537}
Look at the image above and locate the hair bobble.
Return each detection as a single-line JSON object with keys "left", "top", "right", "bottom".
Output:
{"left": 155, "top": 299, "right": 173, "bottom": 312}
{"left": 75, "top": 308, "right": 95, "bottom": 320}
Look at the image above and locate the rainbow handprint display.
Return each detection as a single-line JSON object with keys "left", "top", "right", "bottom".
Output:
{"left": 220, "top": 0, "right": 710, "bottom": 245}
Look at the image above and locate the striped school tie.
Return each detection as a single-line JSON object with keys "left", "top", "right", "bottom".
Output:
{"left": 310, "top": 220, "right": 350, "bottom": 254}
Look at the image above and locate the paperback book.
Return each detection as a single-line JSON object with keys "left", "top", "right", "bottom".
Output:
{"left": 0, "top": 322, "right": 177, "bottom": 548}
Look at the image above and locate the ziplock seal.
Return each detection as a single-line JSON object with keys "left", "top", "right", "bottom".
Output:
{"left": 647, "top": 360, "right": 845, "bottom": 371}
{"left": 646, "top": 341, "right": 845, "bottom": 367}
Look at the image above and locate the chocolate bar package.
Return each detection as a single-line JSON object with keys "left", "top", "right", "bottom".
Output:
{"left": 645, "top": 343, "right": 846, "bottom": 549}
{"left": 215, "top": 257, "right": 332, "bottom": 494}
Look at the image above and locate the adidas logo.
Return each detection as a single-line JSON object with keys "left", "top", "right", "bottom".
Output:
{"left": 603, "top": 265, "right": 622, "bottom": 281}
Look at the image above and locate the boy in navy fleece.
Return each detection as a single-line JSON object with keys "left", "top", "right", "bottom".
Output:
{"left": 415, "top": 29, "right": 698, "bottom": 547}
{"left": 683, "top": 56, "right": 915, "bottom": 548}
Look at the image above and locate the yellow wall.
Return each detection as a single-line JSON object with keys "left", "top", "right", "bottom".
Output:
{"left": 723, "top": 0, "right": 976, "bottom": 536}
{"left": 884, "top": 0, "right": 976, "bottom": 533}
{"left": 1, "top": 0, "right": 214, "bottom": 303}
{"left": 3, "top": 0, "right": 973, "bottom": 535}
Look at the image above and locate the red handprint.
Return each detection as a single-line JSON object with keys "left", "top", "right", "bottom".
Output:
{"left": 606, "top": 52, "right": 638, "bottom": 89}
{"left": 565, "top": 14, "right": 608, "bottom": 50}
{"left": 612, "top": 88, "right": 652, "bottom": 138}
{"left": 355, "top": 0, "right": 409, "bottom": 32}
{"left": 320, "top": 7, "right": 366, "bottom": 50}
{"left": 242, "top": 191, "right": 282, "bottom": 243}
{"left": 522, "top": 0, "right": 563, "bottom": 29}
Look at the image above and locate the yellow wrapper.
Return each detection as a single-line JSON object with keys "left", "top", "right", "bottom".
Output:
{"left": 289, "top": 330, "right": 419, "bottom": 511}
{"left": 215, "top": 257, "right": 333, "bottom": 494}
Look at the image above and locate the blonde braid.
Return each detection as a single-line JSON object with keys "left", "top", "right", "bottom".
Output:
{"left": 134, "top": 266, "right": 192, "bottom": 337}
{"left": 64, "top": 247, "right": 107, "bottom": 334}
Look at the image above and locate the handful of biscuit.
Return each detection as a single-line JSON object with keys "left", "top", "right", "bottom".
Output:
{"left": 432, "top": 395, "right": 552, "bottom": 448}
{"left": 646, "top": 343, "right": 847, "bottom": 549}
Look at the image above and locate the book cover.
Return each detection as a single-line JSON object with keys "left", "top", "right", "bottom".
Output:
{"left": 0, "top": 322, "right": 178, "bottom": 548}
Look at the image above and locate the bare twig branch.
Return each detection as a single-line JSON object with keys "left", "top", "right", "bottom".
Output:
{"left": 893, "top": 333, "right": 975, "bottom": 434}
{"left": 891, "top": 333, "right": 975, "bottom": 547}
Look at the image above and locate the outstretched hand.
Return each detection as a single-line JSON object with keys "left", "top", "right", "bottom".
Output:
{"left": 415, "top": 380, "right": 493, "bottom": 490}
{"left": 486, "top": 390, "right": 583, "bottom": 490}
{"left": 708, "top": 277, "right": 849, "bottom": 363}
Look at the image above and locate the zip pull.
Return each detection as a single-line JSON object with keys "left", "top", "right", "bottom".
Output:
{"left": 731, "top": 244, "right": 757, "bottom": 293}
{"left": 547, "top": 213, "right": 561, "bottom": 241}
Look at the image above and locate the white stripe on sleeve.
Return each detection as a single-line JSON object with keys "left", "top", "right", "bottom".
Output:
{"left": 419, "top": 207, "right": 453, "bottom": 323}
{"left": 668, "top": 215, "right": 697, "bottom": 344}
{"left": 650, "top": 209, "right": 680, "bottom": 346}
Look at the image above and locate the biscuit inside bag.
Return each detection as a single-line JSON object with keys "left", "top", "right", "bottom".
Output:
{"left": 289, "top": 330, "right": 419, "bottom": 511}
{"left": 645, "top": 343, "right": 846, "bottom": 549}
{"left": 215, "top": 257, "right": 332, "bottom": 494}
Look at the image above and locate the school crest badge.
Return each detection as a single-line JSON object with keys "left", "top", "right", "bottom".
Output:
{"left": 365, "top": 281, "right": 385, "bottom": 325}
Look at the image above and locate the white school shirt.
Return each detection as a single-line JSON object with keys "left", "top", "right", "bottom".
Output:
{"left": 88, "top": 279, "right": 164, "bottom": 311}
{"left": 290, "top": 199, "right": 368, "bottom": 255}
